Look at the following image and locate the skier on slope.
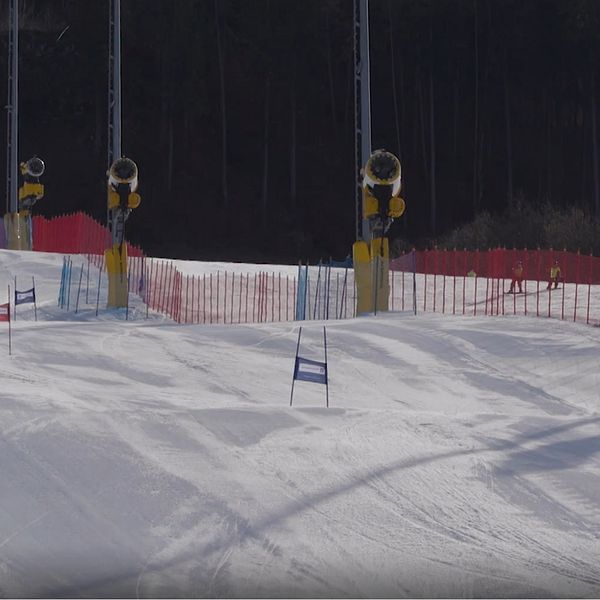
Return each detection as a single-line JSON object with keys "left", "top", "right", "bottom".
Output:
{"left": 547, "top": 259, "right": 561, "bottom": 290}
{"left": 508, "top": 260, "right": 524, "bottom": 293}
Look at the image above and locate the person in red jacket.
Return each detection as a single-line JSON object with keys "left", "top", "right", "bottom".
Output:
{"left": 508, "top": 260, "right": 524, "bottom": 293}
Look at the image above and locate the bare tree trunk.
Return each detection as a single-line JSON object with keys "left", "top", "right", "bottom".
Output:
{"left": 388, "top": 0, "right": 401, "bottom": 160}
{"left": 472, "top": 0, "right": 479, "bottom": 212}
{"left": 261, "top": 73, "right": 270, "bottom": 231}
{"left": 503, "top": 49, "right": 513, "bottom": 206}
{"left": 591, "top": 66, "right": 600, "bottom": 216}
{"left": 215, "top": 0, "right": 228, "bottom": 210}
{"left": 581, "top": 90, "right": 587, "bottom": 210}
{"left": 325, "top": 10, "right": 337, "bottom": 141}
{"left": 290, "top": 67, "right": 297, "bottom": 211}
{"left": 453, "top": 62, "right": 459, "bottom": 159}
{"left": 537, "top": 88, "right": 546, "bottom": 203}
{"left": 167, "top": 116, "right": 174, "bottom": 196}
{"left": 429, "top": 25, "right": 436, "bottom": 235}
{"left": 416, "top": 67, "right": 428, "bottom": 178}
{"left": 344, "top": 58, "right": 353, "bottom": 138}
{"left": 546, "top": 94, "right": 553, "bottom": 204}
{"left": 95, "top": 84, "right": 103, "bottom": 158}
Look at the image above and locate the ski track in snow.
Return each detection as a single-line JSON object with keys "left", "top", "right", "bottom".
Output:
{"left": 1, "top": 250, "right": 600, "bottom": 597}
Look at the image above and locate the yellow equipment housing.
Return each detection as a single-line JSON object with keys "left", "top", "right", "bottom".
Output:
{"left": 107, "top": 189, "right": 141, "bottom": 210}
{"left": 18, "top": 182, "right": 44, "bottom": 213}
{"left": 362, "top": 186, "right": 405, "bottom": 220}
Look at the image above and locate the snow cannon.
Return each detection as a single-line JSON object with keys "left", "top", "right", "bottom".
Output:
{"left": 107, "top": 157, "right": 141, "bottom": 215}
{"left": 18, "top": 156, "right": 45, "bottom": 213}
{"left": 105, "top": 156, "right": 141, "bottom": 308}
{"left": 353, "top": 149, "right": 406, "bottom": 315}
{"left": 362, "top": 149, "right": 405, "bottom": 225}
{"left": 3, "top": 156, "right": 46, "bottom": 251}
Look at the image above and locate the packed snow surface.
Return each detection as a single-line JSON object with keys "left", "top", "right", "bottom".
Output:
{"left": 1, "top": 249, "right": 600, "bottom": 598}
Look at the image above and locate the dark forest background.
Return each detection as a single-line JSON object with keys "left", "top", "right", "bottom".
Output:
{"left": 2, "top": 0, "right": 600, "bottom": 262}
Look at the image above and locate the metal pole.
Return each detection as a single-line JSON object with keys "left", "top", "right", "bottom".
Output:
{"left": 75, "top": 263, "right": 84, "bottom": 313}
{"left": 32, "top": 275, "right": 37, "bottom": 321}
{"left": 108, "top": 0, "right": 122, "bottom": 167}
{"left": 113, "top": 0, "right": 122, "bottom": 162}
{"left": 354, "top": 0, "right": 372, "bottom": 242}
{"left": 95, "top": 260, "right": 102, "bottom": 316}
{"left": 323, "top": 326, "right": 329, "bottom": 408}
{"left": 6, "top": 0, "right": 19, "bottom": 214}
{"left": 7, "top": 285, "right": 12, "bottom": 356}
{"left": 107, "top": 0, "right": 122, "bottom": 238}
{"left": 290, "top": 327, "right": 303, "bottom": 407}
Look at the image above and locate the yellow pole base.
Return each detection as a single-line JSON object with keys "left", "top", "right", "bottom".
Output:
{"left": 371, "top": 237, "right": 390, "bottom": 313}
{"left": 4, "top": 212, "right": 32, "bottom": 251}
{"left": 353, "top": 240, "right": 372, "bottom": 314}
{"left": 105, "top": 244, "right": 129, "bottom": 308}
{"left": 352, "top": 237, "right": 390, "bottom": 315}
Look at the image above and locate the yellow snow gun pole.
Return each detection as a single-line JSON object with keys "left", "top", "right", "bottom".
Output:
{"left": 353, "top": 149, "right": 405, "bottom": 315}
{"left": 105, "top": 157, "right": 141, "bottom": 308}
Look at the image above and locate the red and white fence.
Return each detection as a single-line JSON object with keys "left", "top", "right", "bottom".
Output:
{"left": 24, "top": 213, "right": 600, "bottom": 328}
{"left": 126, "top": 257, "right": 301, "bottom": 324}
{"left": 390, "top": 250, "right": 600, "bottom": 327}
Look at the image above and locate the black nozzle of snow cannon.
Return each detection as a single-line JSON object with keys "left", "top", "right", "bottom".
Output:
{"left": 110, "top": 157, "right": 137, "bottom": 183}
{"left": 368, "top": 152, "right": 398, "bottom": 181}
{"left": 22, "top": 156, "right": 45, "bottom": 178}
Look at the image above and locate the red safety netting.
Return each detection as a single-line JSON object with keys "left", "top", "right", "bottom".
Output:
{"left": 392, "top": 248, "right": 600, "bottom": 285}
{"left": 389, "top": 249, "right": 600, "bottom": 326}
{"left": 32, "top": 212, "right": 144, "bottom": 258}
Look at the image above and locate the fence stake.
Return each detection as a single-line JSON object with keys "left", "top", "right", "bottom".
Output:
{"left": 245, "top": 273, "right": 249, "bottom": 323}
{"left": 484, "top": 276, "right": 489, "bottom": 316}
{"left": 191, "top": 275, "right": 196, "bottom": 324}
{"left": 231, "top": 271, "right": 235, "bottom": 324}
{"left": 561, "top": 277, "right": 565, "bottom": 320}
{"left": 95, "top": 260, "right": 102, "bottom": 316}
{"left": 271, "top": 272, "right": 275, "bottom": 322}
{"left": 146, "top": 261, "right": 151, "bottom": 319}
{"left": 277, "top": 273, "right": 280, "bottom": 322}
{"left": 75, "top": 263, "right": 84, "bottom": 313}
{"left": 574, "top": 252, "right": 581, "bottom": 322}
{"left": 86, "top": 257, "right": 91, "bottom": 304}
{"left": 452, "top": 275, "right": 456, "bottom": 315}
{"left": 238, "top": 273, "right": 243, "bottom": 324}
{"left": 442, "top": 275, "right": 446, "bottom": 314}
{"left": 587, "top": 282, "right": 591, "bottom": 325}
{"left": 210, "top": 274, "right": 214, "bottom": 324}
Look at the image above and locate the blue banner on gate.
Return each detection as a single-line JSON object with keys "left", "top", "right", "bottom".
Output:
{"left": 293, "top": 356, "right": 328, "bottom": 385}
{"left": 15, "top": 288, "right": 35, "bottom": 305}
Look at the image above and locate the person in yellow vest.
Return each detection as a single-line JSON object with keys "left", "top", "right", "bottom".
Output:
{"left": 508, "top": 260, "right": 524, "bottom": 293}
{"left": 547, "top": 259, "right": 561, "bottom": 290}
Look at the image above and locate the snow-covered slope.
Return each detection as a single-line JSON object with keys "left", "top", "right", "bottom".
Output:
{"left": 1, "top": 249, "right": 600, "bottom": 598}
